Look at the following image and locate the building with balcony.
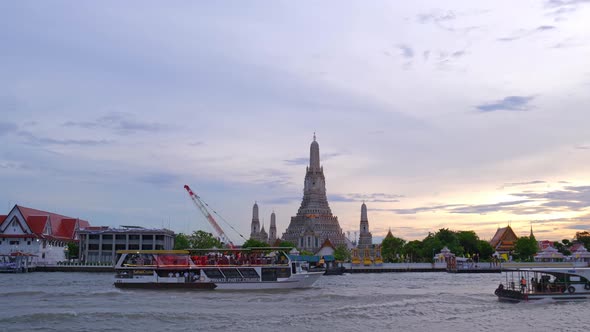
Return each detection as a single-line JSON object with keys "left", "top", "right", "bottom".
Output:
{"left": 78, "top": 226, "right": 175, "bottom": 264}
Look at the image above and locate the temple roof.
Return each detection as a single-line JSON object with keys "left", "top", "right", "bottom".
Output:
{"left": 489, "top": 226, "right": 518, "bottom": 249}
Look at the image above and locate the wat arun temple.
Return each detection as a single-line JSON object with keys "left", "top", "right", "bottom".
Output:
{"left": 280, "top": 135, "right": 347, "bottom": 252}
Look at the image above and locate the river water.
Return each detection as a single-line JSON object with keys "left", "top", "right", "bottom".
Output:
{"left": 0, "top": 272, "right": 586, "bottom": 331}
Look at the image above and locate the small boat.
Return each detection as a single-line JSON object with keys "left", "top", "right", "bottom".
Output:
{"left": 324, "top": 262, "right": 346, "bottom": 275}
{"left": 114, "top": 248, "right": 323, "bottom": 290}
{"left": 494, "top": 267, "right": 590, "bottom": 302}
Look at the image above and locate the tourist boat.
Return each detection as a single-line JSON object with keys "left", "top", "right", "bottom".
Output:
{"left": 114, "top": 248, "right": 323, "bottom": 290}
{"left": 494, "top": 267, "right": 590, "bottom": 302}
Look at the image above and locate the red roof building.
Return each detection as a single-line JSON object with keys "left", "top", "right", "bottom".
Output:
{"left": 0, "top": 205, "right": 91, "bottom": 265}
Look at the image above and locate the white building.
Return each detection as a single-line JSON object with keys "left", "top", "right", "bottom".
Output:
{"left": 0, "top": 205, "right": 90, "bottom": 266}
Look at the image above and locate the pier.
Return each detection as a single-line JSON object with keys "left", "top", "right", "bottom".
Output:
{"left": 344, "top": 262, "right": 447, "bottom": 273}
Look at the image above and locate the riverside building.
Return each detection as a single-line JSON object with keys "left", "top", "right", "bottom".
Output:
{"left": 0, "top": 205, "right": 90, "bottom": 265}
{"left": 78, "top": 226, "right": 174, "bottom": 264}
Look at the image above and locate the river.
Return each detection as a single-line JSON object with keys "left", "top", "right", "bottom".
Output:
{"left": 0, "top": 272, "right": 586, "bottom": 331}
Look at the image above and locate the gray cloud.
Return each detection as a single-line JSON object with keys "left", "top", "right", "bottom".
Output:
{"left": 575, "top": 145, "right": 590, "bottom": 150}
{"left": 0, "top": 161, "right": 29, "bottom": 170}
{"left": 416, "top": 9, "right": 485, "bottom": 33}
{"left": 63, "top": 112, "right": 168, "bottom": 135}
{"left": 387, "top": 185, "right": 590, "bottom": 216}
{"left": 476, "top": 96, "right": 535, "bottom": 112}
{"left": 0, "top": 121, "right": 18, "bottom": 134}
{"left": 497, "top": 26, "right": 556, "bottom": 42}
{"left": 450, "top": 200, "right": 535, "bottom": 214}
{"left": 510, "top": 185, "right": 590, "bottom": 212}
{"left": 417, "top": 11, "right": 456, "bottom": 24}
{"left": 137, "top": 172, "right": 180, "bottom": 187}
{"left": 329, "top": 193, "right": 404, "bottom": 203}
{"left": 500, "top": 180, "right": 546, "bottom": 189}
{"left": 546, "top": 0, "right": 590, "bottom": 8}
{"left": 451, "top": 50, "right": 466, "bottom": 58}
{"left": 384, "top": 204, "right": 463, "bottom": 215}
{"left": 261, "top": 196, "right": 300, "bottom": 205}
{"left": 283, "top": 157, "right": 308, "bottom": 166}
{"left": 398, "top": 44, "right": 414, "bottom": 59}
{"left": 248, "top": 168, "right": 294, "bottom": 189}
{"left": 17, "top": 131, "right": 113, "bottom": 146}
{"left": 283, "top": 152, "right": 342, "bottom": 166}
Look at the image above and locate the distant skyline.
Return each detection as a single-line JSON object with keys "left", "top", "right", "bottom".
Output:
{"left": 1, "top": 1, "right": 589, "bottom": 243}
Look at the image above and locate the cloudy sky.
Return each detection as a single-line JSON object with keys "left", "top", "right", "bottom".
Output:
{"left": 2, "top": 1, "right": 589, "bottom": 243}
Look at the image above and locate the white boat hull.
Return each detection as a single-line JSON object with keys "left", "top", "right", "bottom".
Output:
{"left": 212, "top": 272, "right": 323, "bottom": 290}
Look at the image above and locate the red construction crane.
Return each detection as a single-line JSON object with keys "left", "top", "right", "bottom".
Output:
{"left": 183, "top": 184, "right": 235, "bottom": 248}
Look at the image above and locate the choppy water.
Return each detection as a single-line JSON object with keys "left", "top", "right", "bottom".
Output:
{"left": 0, "top": 272, "right": 587, "bottom": 331}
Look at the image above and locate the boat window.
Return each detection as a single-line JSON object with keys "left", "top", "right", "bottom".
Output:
{"left": 220, "top": 268, "right": 241, "bottom": 278}
{"left": 261, "top": 268, "right": 278, "bottom": 281}
{"left": 122, "top": 253, "right": 156, "bottom": 266}
{"left": 202, "top": 268, "right": 224, "bottom": 279}
{"left": 155, "top": 254, "right": 190, "bottom": 267}
{"left": 238, "top": 268, "right": 259, "bottom": 278}
{"left": 276, "top": 267, "right": 291, "bottom": 278}
{"left": 569, "top": 276, "right": 581, "bottom": 282}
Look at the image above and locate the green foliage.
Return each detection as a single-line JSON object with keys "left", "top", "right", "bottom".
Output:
{"left": 433, "top": 228, "right": 464, "bottom": 256}
{"left": 515, "top": 236, "right": 538, "bottom": 261}
{"left": 66, "top": 242, "right": 79, "bottom": 259}
{"left": 333, "top": 244, "right": 351, "bottom": 262}
{"left": 189, "top": 230, "right": 223, "bottom": 249}
{"left": 381, "top": 235, "right": 406, "bottom": 262}
{"left": 404, "top": 240, "right": 423, "bottom": 262}
{"left": 174, "top": 231, "right": 223, "bottom": 249}
{"left": 476, "top": 240, "right": 494, "bottom": 260}
{"left": 174, "top": 233, "right": 190, "bottom": 250}
{"left": 457, "top": 231, "right": 479, "bottom": 255}
{"left": 575, "top": 231, "right": 590, "bottom": 249}
{"left": 299, "top": 250, "right": 314, "bottom": 256}
{"left": 553, "top": 241, "right": 572, "bottom": 256}
{"left": 242, "top": 238, "right": 270, "bottom": 248}
{"left": 277, "top": 240, "right": 296, "bottom": 249}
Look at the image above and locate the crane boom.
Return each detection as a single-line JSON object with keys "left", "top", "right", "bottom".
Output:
{"left": 184, "top": 185, "right": 234, "bottom": 248}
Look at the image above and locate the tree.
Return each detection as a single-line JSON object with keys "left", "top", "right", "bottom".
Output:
{"left": 189, "top": 230, "right": 223, "bottom": 249}
{"left": 333, "top": 245, "right": 351, "bottom": 262}
{"left": 404, "top": 240, "right": 423, "bottom": 262}
{"left": 174, "top": 233, "right": 190, "bottom": 250}
{"left": 434, "top": 228, "right": 463, "bottom": 256}
{"left": 457, "top": 231, "right": 479, "bottom": 255}
{"left": 277, "top": 240, "right": 296, "bottom": 249}
{"left": 514, "top": 236, "right": 538, "bottom": 261}
{"left": 575, "top": 231, "right": 590, "bottom": 249}
{"left": 381, "top": 235, "right": 406, "bottom": 263}
{"left": 553, "top": 241, "right": 571, "bottom": 256}
{"left": 476, "top": 240, "right": 494, "bottom": 260}
{"left": 242, "top": 238, "right": 269, "bottom": 248}
{"left": 67, "top": 242, "right": 79, "bottom": 260}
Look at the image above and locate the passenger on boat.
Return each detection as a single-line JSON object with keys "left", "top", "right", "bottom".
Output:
{"left": 520, "top": 277, "right": 527, "bottom": 292}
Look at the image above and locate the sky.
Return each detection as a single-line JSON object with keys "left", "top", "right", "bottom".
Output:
{"left": 1, "top": 1, "right": 590, "bottom": 244}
